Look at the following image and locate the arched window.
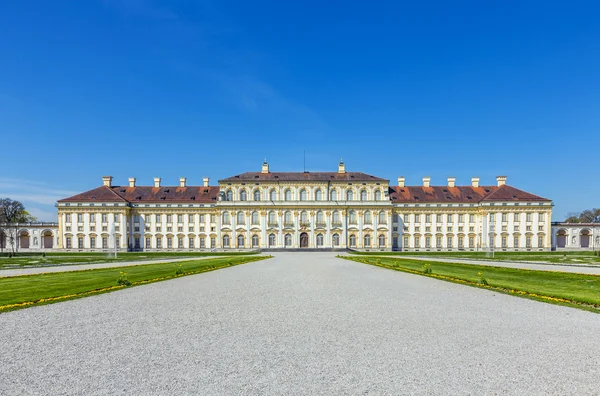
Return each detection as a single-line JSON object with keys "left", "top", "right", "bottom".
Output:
{"left": 269, "top": 189, "right": 277, "bottom": 201}
{"left": 332, "top": 211, "right": 340, "bottom": 224}
{"left": 316, "top": 234, "right": 324, "bottom": 247}
{"left": 226, "top": 190, "right": 233, "bottom": 201}
{"left": 251, "top": 211, "right": 259, "bottom": 225}
{"left": 346, "top": 190, "right": 354, "bottom": 201}
{"left": 364, "top": 234, "right": 371, "bottom": 247}
{"left": 349, "top": 210, "right": 357, "bottom": 224}
{"left": 316, "top": 210, "right": 324, "bottom": 224}
{"left": 237, "top": 235, "right": 244, "bottom": 247}
{"left": 268, "top": 211, "right": 276, "bottom": 224}
{"left": 374, "top": 190, "right": 382, "bottom": 201}
{"left": 237, "top": 211, "right": 245, "bottom": 224}
{"left": 222, "top": 212, "right": 230, "bottom": 224}
{"left": 269, "top": 233, "right": 276, "bottom": 247}
{"left": 315, "top": 189, "right": 323, "bottom": 201}
{"left": 240, "top": 190, "right": 247, "bottom": 201}
{"left": 299, "top": 189, "right": 307, "bottom": 201}
{"left": 330, "top": 190, "right": 337, "bottom": 200}
{"left": 284, "top": 211, "right": 292, "bottom": 224}
{"left": 301, "top": 211, "right": 308, "bottom": 223}
{"left": 285, "top": 189, "right": 292, "bottom": 201}
{"left": 252, "top": 235, "right": 259, "bottom": 247}
{"left": 253, "top": 190, "right": 261, "bottom": 201}
{"left": 223, "top": 235, "right": 230, "bottom": 247}
{"left": 349, "top": 235, "right": 357, "bottom": 247}
{"left": 332, "top": 233, "right": 340, "bottom": 246}
{"left": 379, "top": 211, "right": 386, "bottom": 223}
{"left": 285, "top": 233, "right": 292, "bottom": 247}
{"left": 379, "top": 234, "right": 386, "bottom": 247}
{"left": 364, "top": 211, "right": 372, "bottom": 224}
{"left": 360, "top": 190, "right": 367, "bottom": 201}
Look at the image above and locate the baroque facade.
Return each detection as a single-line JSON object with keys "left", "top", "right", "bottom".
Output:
{"left": 551, "top": 223, "right": 600, "bottom": 250}
{"left": 56, "top": 161, "right": 554, "bottom": 252}
{"left": 0, "top": 223, "right": 59, "bottom": 252}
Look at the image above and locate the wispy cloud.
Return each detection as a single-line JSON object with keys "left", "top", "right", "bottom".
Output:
{"left": 0, "top": 178, "right": 76, "bottom": 205}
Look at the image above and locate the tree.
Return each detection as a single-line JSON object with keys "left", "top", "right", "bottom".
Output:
{"left": 563, "top": 208, "right": 600, "bottom": 223}
{"left": 0, "top": 198, "right": 37, "bottom": 253}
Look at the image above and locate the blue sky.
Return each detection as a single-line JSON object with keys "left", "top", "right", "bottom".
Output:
{"left": 1, "top": 0, "right": 598, "bottom": 221}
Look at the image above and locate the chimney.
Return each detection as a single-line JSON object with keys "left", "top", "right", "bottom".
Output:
{"left": 128, "top": 178, "right": 136, "bottom": 188}
{"left": 203, "top": 177, "right": 209, "bottom": 187}
{"left": 447, "top": 177, "right": 456, "bottom": 188}
{"left": 102, "top": 176, "right": 113, "bottom": 187}
{"left": 398, "top": 177, "right": 405, "bottom": 188}
{"left": 154, "top": 177, "right": 161, "bottom": 188}
{"left": 471, "top": 177, "right": 480, "bottom": 188}
{"left": 180, "top": 177, "right": 186, "bottom": 187}
{"left": 496, "top": 176, "right": 507, "bottom": 187}
{"left": 422, "top": 177, "right": 431, "bottom": 188}
{"left": 261, "top": 159, "right": 270, "bottom": 174}
{"left": 337, "top": 159, "right": 346, "bottom": 174}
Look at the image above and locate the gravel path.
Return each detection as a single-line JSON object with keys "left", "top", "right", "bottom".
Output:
{"left": 0, "top": 257, "right": 223, "bottom": 278}
{"left": 2, "top": 252, "right": 599, "bottom": 395}
{"left": 372, "top": 255, "right": 600, "bottom": 275}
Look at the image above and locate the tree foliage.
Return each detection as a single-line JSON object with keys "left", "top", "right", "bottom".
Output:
{"left": 564, "top": 208, "right": 600, "bottom": 223}
{"left": 0, "top": 198, "right": 37, "bottom": 224}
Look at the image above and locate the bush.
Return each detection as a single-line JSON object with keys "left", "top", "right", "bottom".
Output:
{"left": 117, "top": 271, "right": 131, "bottom": 286}
{"left": 478, "top": 272, "right": 488, "bottom": 286}
{"left": 422, "top": 264, "right": 432, "bottom": 274}
{"left": 175, "top": 264, "right": 184, "bottom": 275}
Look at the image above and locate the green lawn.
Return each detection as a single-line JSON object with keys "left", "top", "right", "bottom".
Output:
{"left": 342, "top": 256, "right": 600, "bottom": 312}
{"left": 0, "top": 255, "right": 270, "bottom": 312}
{"left": 349, "top": 250, "right": 600, "bottom": 264}
{"left": 0, "top": 251, "right": 258, "bottom": 269}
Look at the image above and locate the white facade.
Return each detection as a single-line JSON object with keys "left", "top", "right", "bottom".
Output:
{"left": 552, "top": 223, "right": 600, "bottom": 251}
{"left": 0, "top": 223, "right": 59, "bottom": 252}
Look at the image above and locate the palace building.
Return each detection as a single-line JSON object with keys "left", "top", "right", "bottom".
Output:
{"left": 55, "top": 160, "right": 553, "bottom": 252}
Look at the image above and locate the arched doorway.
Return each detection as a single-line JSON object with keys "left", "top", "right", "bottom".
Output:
{"left": 580, "top": 229, "right": 591, "bottom": 248}
{"left": 300, "top": 232, "right": 309, "bottom": 248}
{"left": 42, "top": 230, "right": 54, "bottom": 248}
{"left": 19, "top": 231, "right": 30, "bottom": 249}
{"left": 556, "top": 230, "right": 567, "bottom": 248}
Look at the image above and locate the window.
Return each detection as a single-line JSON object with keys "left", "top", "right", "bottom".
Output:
{"left": 332, "top": 234, "right": 340, "bottom": 246}
{"left": 346, "top": 190, "right": 354, "bottom": 201}
{"left": 90, "top": 226, "right": 96, "bottom": 232}
{"left": 199, "top": 214, "right": 205, "bottom": 223}
{"left": 252, "top": 235, "right": 259, "bottom": 247}
{"left": 447, "top": 214, "right": 453, "bottom": 223}
{"left": 240, "top": 190, "right": 247, "bottom": 201}
{"left": 226, "top": 190, "right": 233, "bottom": 201}
{"left": 526, "top": 213, "right": 532, "bottom": 222}
{"left": 393, "top": 214, "right": 399, "bottom": 222}
{"left": 237, "top": 212, "right": 245, "bottom": 224}
{"left": 189, "top": 237, "right": 195, "bottom": 248}
{"left": 447, "top": 236, "right": 453, "bottom": 248}
{"left": 469, "top": 214, "right": 475, "bottom": 223}
{"left": 77, "top": 214, "right": 83, "bottom": 223}
{"left": 458, "top": 236, "right": 464, "bottom": 248}
{"left": 349, "top": 210, "right": 357, "bottom": 224}
{"left": 436, "top": 214, "right": 443, "bottom": 223}
{"left": 469, "top": 236, "right": 474, "bottom": 248}
{"left": 146, "top": 238, "right": 151, "bottom": 248}
{"left": 78, "top": 237, "right": 83, "bottom": 248}
{"left": 526, "top": 225, "right": 532, "bottom": 231}
{"left": 458, "top": 214, "right": 464, "bottom": 223}
{"left": 514, "top": 236, "right": 519, "bottom": 248}
{"left": 317, "top": 211, "right": 324, "bottom": 224}
{"left": 436, "top": 236, "right": 442, "bottom": 247}
{"left": 102, "top": 237, "right": 108, "bottom": 248}
{"left": 415, "top": 236, "right": 420, "bottom": 248}
{"left": 66, "top": 214, "right": 71, "bottom": 222}
{"left": 315, "top": 190, "right": 323, "bottom": 201}
{"left": 167, "top": 237, "right": 173, "bottom": 248}
{"left": 404, "top": 214, "right": 410, "bottom": 223}
{"left": 177, "top": 214, "right": 183, "bottom": 223}
{"left": 251, "top": 211, "right": 259, "bottom": 225}
{"left": 211, "top": 237, "right": 216, "bottom": 248}
{"left": 156, "top": 214, "right": 161, "bottom": 223}
{"left": 379, "top": 234, "right": 385, "bottom": 247}
{"left": 145, "top": 215, "right": 151, "bottom": 223}
{"left": 374, "top": 190, "right": 381, "bottom": 201}
{"left": 415, "top": 214, "right": 420, "bottom": 223}
{"left": 378, "top": 211, "right": 386, "bottom": 224}
{"left": 300, "top": 189, "right": 307, "bottom": 201}
{"left": 114, "top": 214, "right": 119, "bottom": 222}
{"left": 285, "top": 234, "right": 292, "bottom": 247}
{"left": 332, "top": 211, "right": 340, "bottom": 224}
{"left": 349, "top": 235, "right": 357, "bottom": 247}
{"left": 90, "top": 237, "right": 96, "bottom": 249}
{"left": 514, "top": 213, "right": 519, "bottom": 222}
{"left": 490, "top": 213, "right": 495, "bottom": 221}
{"left": 364, "top": 211, "right": 372, "bottom": 224}
{"left": 188, "top": 214, "right": 194, "bottom": 222}
{"left": 167, "top": 214, "right": 172, "bottom": 223}
{"left": 425, "top": 236, "right": 431, "bottom": 248}
{"left": 269, "top": 234, "right": 276, "bottom": 247}
{"left": 502, "top": 213, "right": 507, "bottom": 222}
{"left": 90, "top": 214, "right": 95, "bottom": 222}
{"left": 285, "top": 189, "right": 292, "bottom": 201}
{"left": 425, "top": 214, "right": 431, "bottom": 223}
{"left": 284, "top": 211, "right": 292, "bottom": 225}
{"left": 364, "top": 235, "right": 371, "bottom": 247}
{"left": 404, "top": 236, "right": 410, "bottom": 248}
{"left": 223, "top": 212, "right": 230, "bottom": 224}
{"left": 78, "top": 226, "right": 84, "bottom": 232}
{"left": 317, "top": 234, "right": 324, "bottom": 247}
{"left": 200, "top": 237, "right": 205, "bottom": 248}
{"left": 502, "top": 236, "right": 507, "bottom": 248}
{"left": 238, "top": 235, "right": 244, "bottom": 247}
{"left": 66, "top": 237, "right": 72, "bottom": 248}
{"left": 538, "top": 235, "right": 544, "bottom": 247}
{"left": 300, "top": 211, "right": 308, "bottom": 223}
{"left": 178, "top": 237, "right": 183, "bottom": 248}
{"left": 270, "top": 189, "right": 277, "bottom": 201}
{"left": 526, "top": 236, "right": 531, "bottom": 248}
{"left": 538, "top": 213, "right": 544, "bottom": 222}
{"left": 116, "top": 236, "right": 120, "bottom": 248}
{"left": 157, "top": 237, "right": 162, "bottom": 248}
{"left": 360, "top": 190, "right": 367, "bottom": 201}
{"left": 268, "top": 211, "right": 276, "bottom": 224}
{"left": 188, "top": 226, "right": 194, "bottom": 232}
{"left": 223, "top": 235, "right": 230, "bottom": 247}
{"left": 254, "top": 190, "right": 261, "bottom": 201}
{"left": 330, "top": 190, "right": 337, "bottom": 200}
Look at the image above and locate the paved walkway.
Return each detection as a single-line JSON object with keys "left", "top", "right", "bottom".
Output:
{"left": 0, "top": 256, "right": 224, "bottom": 278}
{"left": 372, "top": 255, "right": 600, "bottom": 275}
{"left": 1, "top": 252, "right": 598, "bottom": 395}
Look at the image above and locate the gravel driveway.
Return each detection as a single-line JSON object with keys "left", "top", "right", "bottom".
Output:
{"left": 2, "top": 252, "right": 599, "bottom": 395}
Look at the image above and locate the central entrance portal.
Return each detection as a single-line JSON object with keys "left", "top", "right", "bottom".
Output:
{"left": 300, "top": 232, "right": 309, "bottom": 248}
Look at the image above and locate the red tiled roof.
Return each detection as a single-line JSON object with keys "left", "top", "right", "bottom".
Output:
{"left": 58, "top": 186, "right": 220, "bottom": 204}
{"left": 389, "top": 184, "right": 550, "bottom": 203}
{"left": 219, "top": 172, "right": 387, "bottom": 182}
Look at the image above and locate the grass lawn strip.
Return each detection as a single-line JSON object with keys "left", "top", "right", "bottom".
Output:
{"left": 0, "top": 255, "right": 270, "bottom": 313}
{"left": 341, "top": 256, "right": 600, "bottom": 313}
